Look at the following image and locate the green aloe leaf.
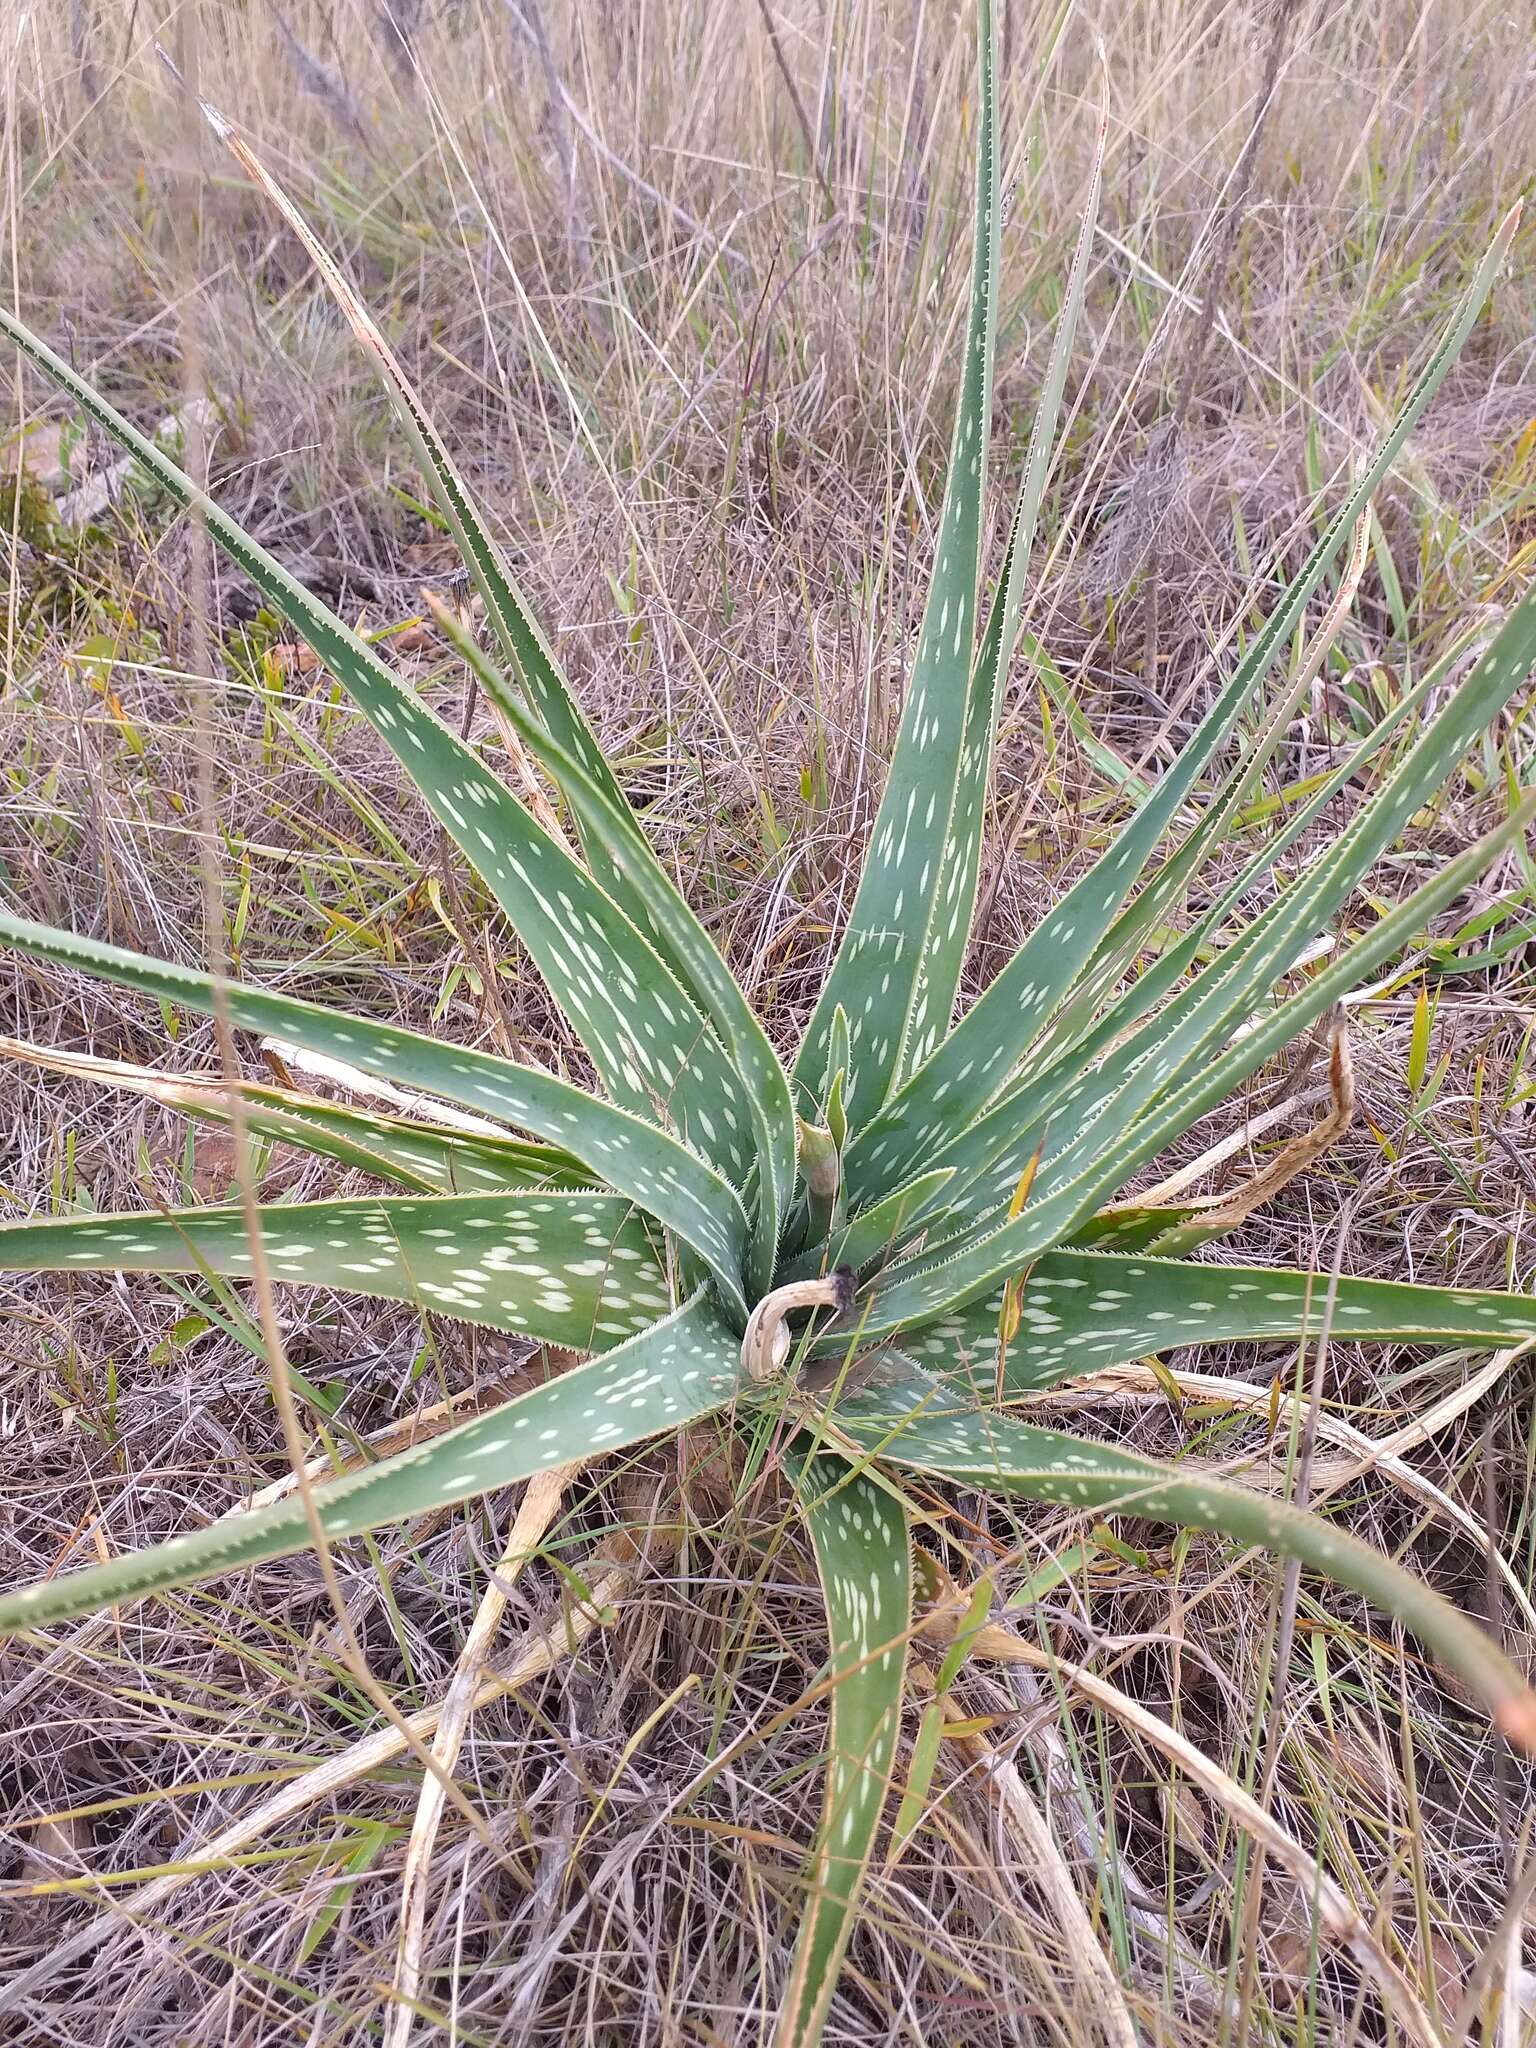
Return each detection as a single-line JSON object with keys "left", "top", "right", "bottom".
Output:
{"left": 844, "top": 204, "right": 1522, "bottom": 1208}
{"left": 189, "top": 111, "right": 794, "bottom": 1280}
{"left": 902, "top": 97, "right": 1105, "bottom": 1080}
{"left": 779, "top": 1456, "right": 911, "bottom": 2048}
{"left": 429, "top": 604, "right": 795, "bottom": 1292}
{"left": 0, "top": 1290, "right": 744, "bottom": 1635}
{"left": 779, "top": 1169, "right": 956, "bottom": 1286}
{"left": 0, "top": 310, "right": 760, "bottom": 1202}
{"left": 907, "top": 1249, "right": 1536, "bottom": 1393}
{"left": 878, "top": 570, "right": 1536, "bottom": 1262}
{"left": 1027, "top": 602, "right": 1486, "bottom": 1081}
{"left": 827, "top": 1357, "right": 1536, "bottom": 1751}
{"left": 1025, "top": 588, "right": 1536, "bottom": 1208}
{"left": 1026, "top": 510, "right": 1374, "bottom": 1057}
{"left": 0, "top": 913, "right": 749, "bottom": 1312}
{"left": 0, "top": 1190, "right": 667, "bottom": 1352}
{"left": 836, "top": 795, "right": 1536, "bottom": 1340}
{"left": 0, "top": 1036, "right": 587, "bottom": 1195}
{"left": 793, "top": 0, "right": 1000, "bottom": 1124}
{"left": 870, "top": 613, "right": 1476, "bottom": 1224}
{"left": 164, "top": 1089, "right": 585, "bottom": 1196}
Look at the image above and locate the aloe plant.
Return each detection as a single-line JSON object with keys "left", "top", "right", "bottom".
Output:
{"left": 3, "top": 8, "right": 1536, "bottom": 2038}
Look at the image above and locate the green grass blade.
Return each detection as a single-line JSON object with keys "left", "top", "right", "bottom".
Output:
{"left": 0, "top": 1191, "right": 668, "bottom": 1352}
{"left": 0, "top": 1036, "right": 587, "bottom": 1195}
{"left": 431, "top": 605, "right": 795, "bottom": 1293}
{"left": 850, "top": 205, "right": 1521, "bottom": 1190}
{"left": 902, "top": 100, "right": 1105, "bottom": 1079}
{"left": 0, "top": 913, "right": 748, "bottom": 1312}
{"left": 793, "top": 0, "right": 1000, "bottom": 1123}
{"left": 832, "top": 797, "right": 1536, "bottom": 1341}
{"left": 908, "top": 1250, "right": 1536, "bottom": 1394}
{"left": 0, "top": 310, "right": 759, "bottom": 1200}
{"left": 1023, "top": 630, "right": 1157, "bottom": 807}
{"left": 0, "top": 1290, "right": 743, "bottom": 1636}
{"left": 779, "top": 1456, "right": 911, "bottom": 2048}
{"left": 830, "top": 1359, "right": 1536, "bottom": 1751}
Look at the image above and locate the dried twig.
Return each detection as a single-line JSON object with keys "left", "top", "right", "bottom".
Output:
{"left": 385, "top": 1464, "right": 579, "bottom": 2048}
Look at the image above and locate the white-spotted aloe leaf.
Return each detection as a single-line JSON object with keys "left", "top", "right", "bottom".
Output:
{"left": 825, "top": 1357, "right": 1536, "bottom": 1752}
{"left": 876, "top": 622, "right": 1473, "bottom": 1229}
{"left": 779, "top": 1457, "right": 911, "bottom": 2048}
{"left": 831, "top": 796, "right": 1536, "bottom": 1342}
{"left": 873, "top": 576, "right": 1536, "bottom": 1268}
{"left": 0, "top": 1290, "right": 744, "bottom": 1636}
{"left": 906, "top": 1250, "right": 1536, "bottom": 1393}
{"left": 0, "top": 1191, "right": 668, "bottom": 1352}
{"left": 793, "top": 0, "right": 1000, "bottom": 1124}
{"left": 0, "top": 311, "right": 761, "bottom": 1206}
{"left": 0, "top": 912, "right": 749, "bottom": 1312}
{"left": 778, "top": 1169, "right": 956, "bottom": 1286}
{"left": 187, "top": 104, "right": 794, "bottom": 1280}
{"left": 842, "top": 203, "right": 1523, "bottom": 1210}
{"left": 0, "top": 1036, "right": 588, "bottom": 1195}
{"left": 1030, "top": 518, "right": 1373, "bottom": 1062}
{"left": 156, "top": 1088, "right": 586, "bottom": 1197}
{"left": 185, "top": 86, "right": 660, "bottom": 939}
{"left": 901, "top": 96, "right": 1106, "bottom": 1081}
{"left": 1032, "top": 597, "right": 1475, "bottom": 1068}
{"left": 428, "top": 603, "right": 794, "bottom": 1292}
{"left": 1019, "top": 587, "right": 1536, "bottom": 1212}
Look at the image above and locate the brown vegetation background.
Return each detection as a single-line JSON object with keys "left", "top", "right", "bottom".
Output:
{"left": 2, "top": 2, "right": 1536, "bottom": 2042}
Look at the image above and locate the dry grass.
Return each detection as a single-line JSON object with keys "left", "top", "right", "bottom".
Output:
{"left": 2, "top": 0, "right": 1536, "bottom": 2040}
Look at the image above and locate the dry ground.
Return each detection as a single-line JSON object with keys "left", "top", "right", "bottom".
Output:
{"left": 3, "top": 0, "right": 1536, "bottom": 2041}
